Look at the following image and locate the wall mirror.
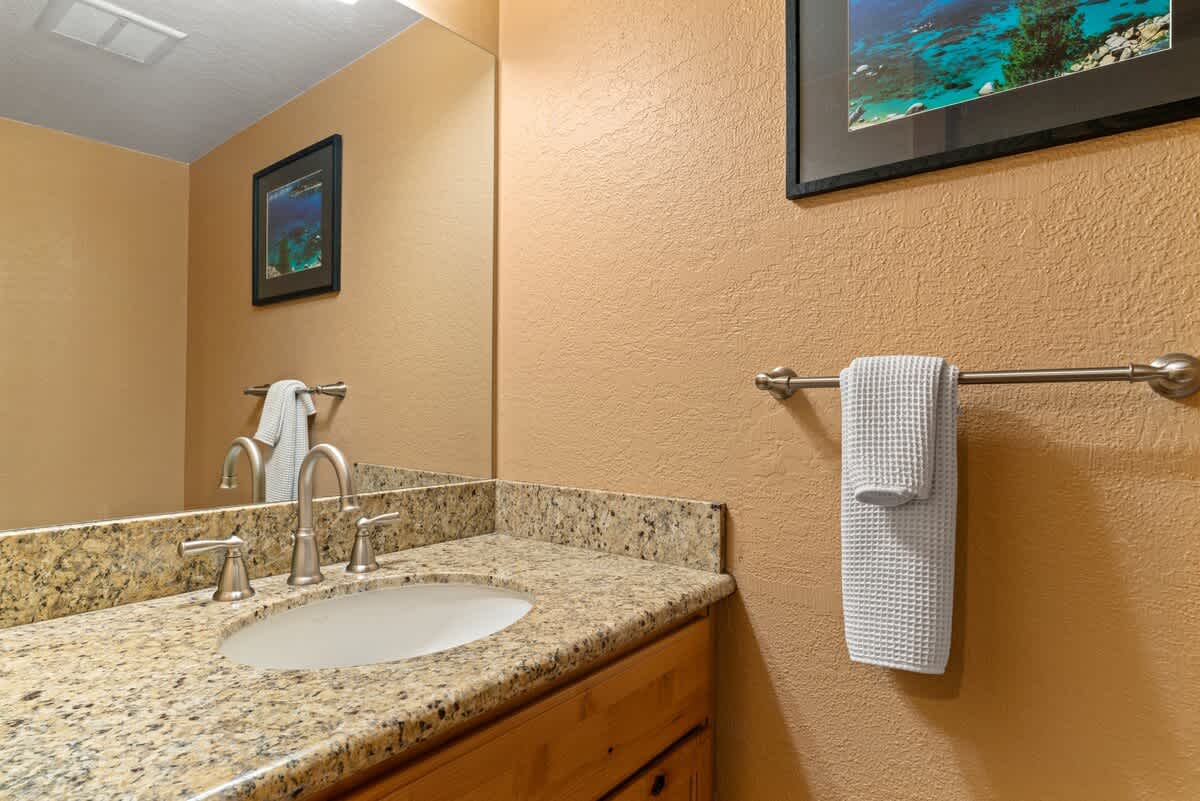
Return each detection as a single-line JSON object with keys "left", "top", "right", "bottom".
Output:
{"left": 0, "top": 0, "right": 495, "bottom": 532}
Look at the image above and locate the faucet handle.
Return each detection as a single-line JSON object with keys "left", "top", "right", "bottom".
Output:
{"left": 179, "top": 535, "right": 255, "bottom": 602}
{"left": 347, "top": 512, "right": 399, "bottom": 574}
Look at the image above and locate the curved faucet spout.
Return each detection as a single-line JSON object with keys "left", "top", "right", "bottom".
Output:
{"left": 289, "top": 443, "right": 360, "bottom": 586}
{"left": 296, "top": 443, "right": 360, "bottom": 530}
{"left": 219, "top": 437, "right": 266, "bottom": 503}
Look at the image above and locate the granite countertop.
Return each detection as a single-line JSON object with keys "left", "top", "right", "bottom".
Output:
{"left": 0, "top": 534, "right": 735, "bottom": 801}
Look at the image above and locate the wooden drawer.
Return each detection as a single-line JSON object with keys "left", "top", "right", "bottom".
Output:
{"left": 603, "top": 729, "right": 712, "bottom": 801}
{"left": 334, "top": 616, "right": 714, "bottom": 801}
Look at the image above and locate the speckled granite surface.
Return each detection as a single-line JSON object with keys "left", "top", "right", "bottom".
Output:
{"left": 0, "top": 534, "right": 734, "bottom": 801}
{"left": 354, "top": 463, "right": 485, "bottom": 492}
{"left": 496, "top": 481, "right": 724, "bottom": 573}
{"left": 0, "top": 481, "right": 494, "bottom": 629}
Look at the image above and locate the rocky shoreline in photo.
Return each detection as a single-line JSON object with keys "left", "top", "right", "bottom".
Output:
{"left": 1067, "top": 13, "right": 1169, "bottom": 73}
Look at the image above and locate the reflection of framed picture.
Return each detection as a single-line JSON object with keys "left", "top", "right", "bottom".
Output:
{"left": 787, "top": 1, "right": 1199, "bottom": 198}
{"left": 252, "top": 135, "right": 341, "bottom": 305}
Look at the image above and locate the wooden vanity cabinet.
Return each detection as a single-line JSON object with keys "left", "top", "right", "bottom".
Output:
{"left": 327, "top": 614, "right": 715, "bottom": 801}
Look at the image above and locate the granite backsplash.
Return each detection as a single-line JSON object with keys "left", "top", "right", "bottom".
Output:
{"left": 0, "top": 477, "right": 724, "bottom": 630}
{"left": 353, "top": 463, "right": 485, "bottom": 492}
{"left": 0, "top": 481, "right": 494, "bottom": 629}
{"left": 494, "top": 481, "right": 723, "bottom": 573}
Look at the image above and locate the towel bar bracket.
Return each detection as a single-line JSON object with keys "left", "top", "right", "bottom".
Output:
{"left": 754, "top": 353, "right": 1200, "bottom": 401}
{"left": 1147, "top": 353, "right": 1200, "bottom": 398}
{"left": 758, "top": 367, "right": 802, "bottom": 400}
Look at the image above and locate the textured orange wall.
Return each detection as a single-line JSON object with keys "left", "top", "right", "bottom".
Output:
{"left": 185, "top": 19, "right": 494, "bottom": 508}
{"left": 0, "top": 118, "right": 189, "bottom": 531}
{"left": 496, "top": 2, "right": 1200, "bottom": 798}
{"left": 402, "top": 0, "right": 498, "bottom": 53}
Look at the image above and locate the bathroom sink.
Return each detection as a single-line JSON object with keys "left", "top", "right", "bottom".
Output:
{"left": 219, "top": 583, "right": 533, "bottom": 670}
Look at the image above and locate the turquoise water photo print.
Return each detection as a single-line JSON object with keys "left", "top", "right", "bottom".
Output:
{"left": 252, "top": 135, "right": 342, "bottom": 305}
{"left": 848, "top": 0, "right": 1171, "bottom": 130}
{"left": 787, "top": 0, "right": 1198, "bottom": 197}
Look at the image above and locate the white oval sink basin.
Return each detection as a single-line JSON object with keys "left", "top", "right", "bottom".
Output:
{"left": 219, "top": 583, "right": 533, "bottom": 670}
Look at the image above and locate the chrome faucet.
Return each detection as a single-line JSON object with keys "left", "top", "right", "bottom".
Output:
{"left": 219, "top": 436, "right": 266, "bottom": 503}
{"left": 288, "top": 443, "right": 360, "bottom": 586}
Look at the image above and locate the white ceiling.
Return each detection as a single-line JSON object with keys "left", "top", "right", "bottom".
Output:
{"left": 0, "top": 0, "right": 425, "bottom": 162}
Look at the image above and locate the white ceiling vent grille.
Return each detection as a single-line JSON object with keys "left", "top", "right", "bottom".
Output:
{"left": 37, "top": 0, "right": 187, "bottom": 65}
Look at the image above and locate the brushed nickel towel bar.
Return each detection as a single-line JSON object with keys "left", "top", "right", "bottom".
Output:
{"left": 244, "top": 381, "right": 347, "bottom": 399}
{"left": 754, "top": 353, "right": 1200, "bottom": 401}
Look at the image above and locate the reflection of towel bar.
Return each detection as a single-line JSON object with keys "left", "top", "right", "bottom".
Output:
{"left": 243, "top": 381, "right": 347, "bottom": 399}
{"left": 754, "top": 353, "right": 1200, "bottom": 401}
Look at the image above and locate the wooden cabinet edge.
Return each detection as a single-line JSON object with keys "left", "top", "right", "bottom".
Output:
{"left": 312, "top": 609, "right": 716, "bottom": 801}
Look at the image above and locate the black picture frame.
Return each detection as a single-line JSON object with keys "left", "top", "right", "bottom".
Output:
{"left": 786, "top": 1, "right": 1200, "bottom": 199}
{"left": 252, "top": 134, "right": 342, "bottom": 305}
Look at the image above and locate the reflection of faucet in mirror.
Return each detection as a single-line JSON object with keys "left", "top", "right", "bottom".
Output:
{"left": 288, "top": 444, "right": 360, "bottom": 586}
{"left": 219, "top": 437, "right": 266, "bottom": 504}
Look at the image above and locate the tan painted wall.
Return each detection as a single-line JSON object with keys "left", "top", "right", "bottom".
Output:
{"left": 0, "top": 118, "right": 189, "bottom": 531}
{"left": 496, "top": 2, "right": 1200, "bottom": 799}
{"left": 185, "top": 19, "right": 495, "bottom": 508}
{"left": 402, "top": 0, "right": 498, "bottom": 53}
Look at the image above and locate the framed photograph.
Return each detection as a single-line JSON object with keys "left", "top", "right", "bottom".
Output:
{"left": 252, "top": 134, "right": 342, "bottom": 305}
{"left": 787, "top": 1, "right": 1200, "bottom": 198}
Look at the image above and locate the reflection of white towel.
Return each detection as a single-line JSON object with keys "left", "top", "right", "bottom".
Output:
{"left": 253, "top": 380, "right": 316, "bottom": 502}
{"left": 840, "top": 356, "right": 959, "bottom": 674}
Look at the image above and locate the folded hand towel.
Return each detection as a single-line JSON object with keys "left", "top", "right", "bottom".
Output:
{"left": 842, "top": 355, "right": 943, "bottom": 507}
{"left": 253, "top": 379, "right": 317, "bottom": 503}
{"left": 840, "top": 356, "right": 959, "bottom": 674}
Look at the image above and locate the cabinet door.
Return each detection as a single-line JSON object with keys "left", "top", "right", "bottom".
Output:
{"left": 603, "top": 729, "right": 712, "bottom": 801}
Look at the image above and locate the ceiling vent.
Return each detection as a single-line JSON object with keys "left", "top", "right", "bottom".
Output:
{"left": 37, "top": 0, "right": 186, "bottom": 65}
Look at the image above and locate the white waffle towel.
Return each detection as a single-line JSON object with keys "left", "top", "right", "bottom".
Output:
{"left": 840, "top": 356, "right": 959, "bottom": 674}
{"left": 253, "top": 380, "right": 316, "bottom": 502}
